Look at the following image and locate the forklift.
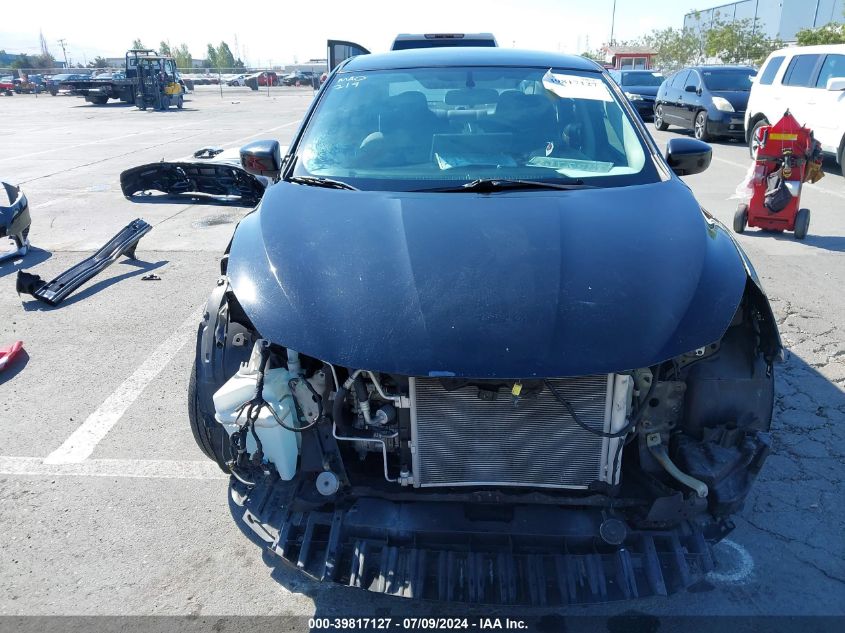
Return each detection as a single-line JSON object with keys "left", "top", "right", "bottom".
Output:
{"left": 127, "top": 49, "right": 184, "bottom": 110}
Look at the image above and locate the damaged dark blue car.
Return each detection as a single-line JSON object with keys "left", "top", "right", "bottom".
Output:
{"left": 189, "top": 48, "right": 780, "bottom": 605}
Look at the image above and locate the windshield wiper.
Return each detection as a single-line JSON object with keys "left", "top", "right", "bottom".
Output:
{"left": 415, "top": 178, "right": 594, "bottom": 193}
{"left": 286, "top": 175, "right": 358, "bottom": 190}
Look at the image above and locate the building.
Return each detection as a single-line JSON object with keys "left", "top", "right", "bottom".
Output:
{"left": 602, "top": 46, "right": 657, "bottom": 69}
{"left": 684, "top": 0, "right": 845, "bottom": 42}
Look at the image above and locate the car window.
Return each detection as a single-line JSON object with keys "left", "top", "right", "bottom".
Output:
{"left": 670, "top": 71, "right": 689, "bottom": 89}
{"left": 815, "top": 54, "right": 845, "bottom": 88}
{"left": 782, "top": 54, "right": 822, "bottom": 87}
{"left": 700, "top": 69, "right": 754, "bottom": 91}
{"left": 294, "top": 66, "right": 659, "bottom": 191}
{"left": 758, "top": 56, "right": 784, "bottom": 85}
{"left": 685, "top": 70, "right": 701, "bottom": 90}
{"left": 621, "top": 72, "right": 663, "bottom": 87}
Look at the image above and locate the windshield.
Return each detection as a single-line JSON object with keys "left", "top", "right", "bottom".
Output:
{"left": 621, "top": 72, "right": 664, "bottom": 87}
{"left": 701, "top": 69, "right": 755, "bottom": 91}
{"left": 293, "top": 66, "right": 657, "bottom": 191}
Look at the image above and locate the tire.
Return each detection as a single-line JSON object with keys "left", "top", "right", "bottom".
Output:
{"left": 733, "top": 203, "right": 748, "bottom": 233}
{"left": 694, "top": 111, "right": 710, "bottom": 141}
{"left": 50, "top": 90, "right": 57, "bottom": 96}
{"left": 91, "top": 96, "right": 108, "bottom": 105}
{"left": 839, "top": 140, "right": 845, "bottom": 178}
{"left": 654, "top": 104, "right": 669, "bottom": 131}
{"left": 176, "top": 95, "right": 183, "bottom": 109}
{"left": 749, "top": 119, "right": 768, "bottom": 158}
{"left": 188, "top": 362, "right": 231, "bottom": 471}
{"left": 794, "top": 208, "right": 810, "bottom": 240}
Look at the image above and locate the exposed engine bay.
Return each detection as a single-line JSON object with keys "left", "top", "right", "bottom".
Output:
{"left": 190, "top": 274, "right": 778, "bottom": 604}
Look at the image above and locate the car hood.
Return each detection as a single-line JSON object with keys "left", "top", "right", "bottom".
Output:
{"left": 624, "top": 86, "right": 659, "bottom": 98}
{"left": 711, "top": 90, "right": 750, "bottom": 110}
{"left": 227, "top": 180, "right": 748, "bottom": 378}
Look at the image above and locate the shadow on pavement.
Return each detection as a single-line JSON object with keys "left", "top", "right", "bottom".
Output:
{"left": 0, "top": 246, "right": 52, "bottom": 279}
{"left": 742, "top": 229, "right": 845, "bottom": 253}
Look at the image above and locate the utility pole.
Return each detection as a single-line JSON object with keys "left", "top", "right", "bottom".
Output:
{"left": 57, "top": 38, "right": 68, "bottom": 67}
{"left": 610, "top": 0, "right": 617, "bottom": 46}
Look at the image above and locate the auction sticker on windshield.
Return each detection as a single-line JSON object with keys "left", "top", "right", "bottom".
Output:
{"left": 543, "top": 70, "right": 612, "bottom": 102}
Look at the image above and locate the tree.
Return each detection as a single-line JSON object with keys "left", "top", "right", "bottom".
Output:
{"left": 642, "top": 27, "right": 699, "bottom": 71}
{"left": 132, "top": 38, "right": 145, "bottom": 50}
{"left": 203, "top": 41, "right": 240, "bottom": 70}
{"left": 10, "top": 54, "right": 32, "bottom": 70}
{"left": 159, "top": 41, "right": 172, "bottom": 57}
{"left": 173, "top": 43, "right": 192, "bottom": 69}
{"left": 705, "top": 17, "right": 782, "bottom": 64}
{"left": 205, "top": 43, "right": 218, "bottom": 69}
{"left": 580, "top": 50, "right": 604, "bottom": 62}
{"left": 87, "top": 56, "right": 108, "bottom": 68}
{"left": 796, "top": 22, "right": 845, "bottom": 45}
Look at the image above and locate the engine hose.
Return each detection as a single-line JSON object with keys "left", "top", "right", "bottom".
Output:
{"left": 332, "top": 385, "right": 353, "bottom": 434}
{"left": 352, "top": 374, "right": 374, "bottom": 424}
{"left": 545, "top": 365, "right": 660, "bottom": 439}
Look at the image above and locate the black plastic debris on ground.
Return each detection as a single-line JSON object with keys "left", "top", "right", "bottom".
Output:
{"left": 16, "top": 218, "right": 152, "bottom": 306}
{"left": 120, "top": 162, "right": 265, "bottom": 206}
{"left": 0, "top": 181, "right": 30, "bottom": 263}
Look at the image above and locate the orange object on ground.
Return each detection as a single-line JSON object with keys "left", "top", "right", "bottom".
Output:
{"left": 0, "top": 340, "right": 24, "bottom": 371}
{"left": 733, "top": 110, "right": 823, "bottom": 240}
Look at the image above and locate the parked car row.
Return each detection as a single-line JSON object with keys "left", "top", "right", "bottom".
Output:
{"left": 612, "top": 44, "right": 844, "bottom": 176}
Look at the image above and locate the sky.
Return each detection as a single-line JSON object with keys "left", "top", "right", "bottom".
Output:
{"left": 0, "top": 0, "right": 705, "bottom": 67}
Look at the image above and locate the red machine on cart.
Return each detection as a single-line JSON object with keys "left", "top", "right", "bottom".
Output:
{"left": 733, "top": 110, "right": 823, "bottom": 240}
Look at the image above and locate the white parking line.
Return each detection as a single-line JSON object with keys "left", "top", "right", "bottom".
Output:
{"left": 0, "top": 456, "right": 226, "bottom": 480}
{"left": 0, "top": 118, "right": 215, "bottom": 163}
{"left": 706, "top": 538, "right": 755, "bottom": 584}
{"left": 44, "top": 306, "right": 204, "bottom": 464}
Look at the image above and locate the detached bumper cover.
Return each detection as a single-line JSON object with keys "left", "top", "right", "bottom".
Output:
{"left": 16, "top": 219, "right": 151, "bottom": 306}
{"left": 0, "top": 181, "right": 30, "bottom": 262}
{"left": 235, "top": 478, "right": 723, "bottom": 605}
{"left": 120, "top": 161, "right": 266, "bottom": 206}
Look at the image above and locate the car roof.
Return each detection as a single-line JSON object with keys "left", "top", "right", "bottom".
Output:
{"left": 767, "top": 43, "right": 845, "bottom": 56}
{"left": 342, "top": 47, "right": 603, "bottom": 72}
{"left": 689, "top": 65, "right": 756, "bottom": 71}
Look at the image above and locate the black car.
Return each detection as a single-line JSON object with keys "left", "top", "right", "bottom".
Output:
{"left": 654, "top": 65, "right": 756, "bottom": 140}
{"left": 189, "top": 48, "right": 780, "bottom": 606}
{"left": 608, "top": 69, "right": 664, "bottom": 119}
{"left": 282, "top": 70, "right": 315, "bottom": 86}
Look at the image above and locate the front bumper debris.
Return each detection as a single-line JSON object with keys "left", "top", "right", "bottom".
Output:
{"left": 16, "top": 218, "right": 151, "bottom": 306}
{"left": 120, "top": 162, "right": 266, "bottom": 206}
{"left": 0, "top": 181, "right": 30, "bottom": 263}
{"left": 234, "top": 476, "right": 724, "bottom": 605}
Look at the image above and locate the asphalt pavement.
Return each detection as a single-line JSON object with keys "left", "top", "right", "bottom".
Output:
{"left": 0, "top": 87, "right": 843, "bottom": 627}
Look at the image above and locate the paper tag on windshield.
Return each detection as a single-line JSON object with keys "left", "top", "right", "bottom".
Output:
{"left": 543, "top": 70, "right": 612, "bottom": 102}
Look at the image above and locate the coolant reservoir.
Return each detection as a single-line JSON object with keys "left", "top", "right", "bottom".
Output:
{"left": 213, "top": 357, "right": 300, "bottom": 480}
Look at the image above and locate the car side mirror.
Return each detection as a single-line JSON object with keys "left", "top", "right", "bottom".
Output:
{"left": 684, "top": 85, "right": 697, "bottom": 93}
{"left": 665, "top": 137, "right": 711, "bottom": 176}
{"left": 826, "top": 77, "right": 845, "bottom": 91}
{"left": 240, "top": 140, "right": 282, "bottom": 180}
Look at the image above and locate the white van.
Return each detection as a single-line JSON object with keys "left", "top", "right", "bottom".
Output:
{"left": 745, "top": 44, "right": 845, "bottom": 176}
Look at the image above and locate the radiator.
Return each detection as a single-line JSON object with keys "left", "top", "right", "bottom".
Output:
{"left": 409, "top": 374, "right": 631, "bottom": 489}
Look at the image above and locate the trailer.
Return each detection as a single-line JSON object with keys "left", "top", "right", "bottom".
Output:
{"left": 60, "top": 49, "right": 186, "bottom": 107}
